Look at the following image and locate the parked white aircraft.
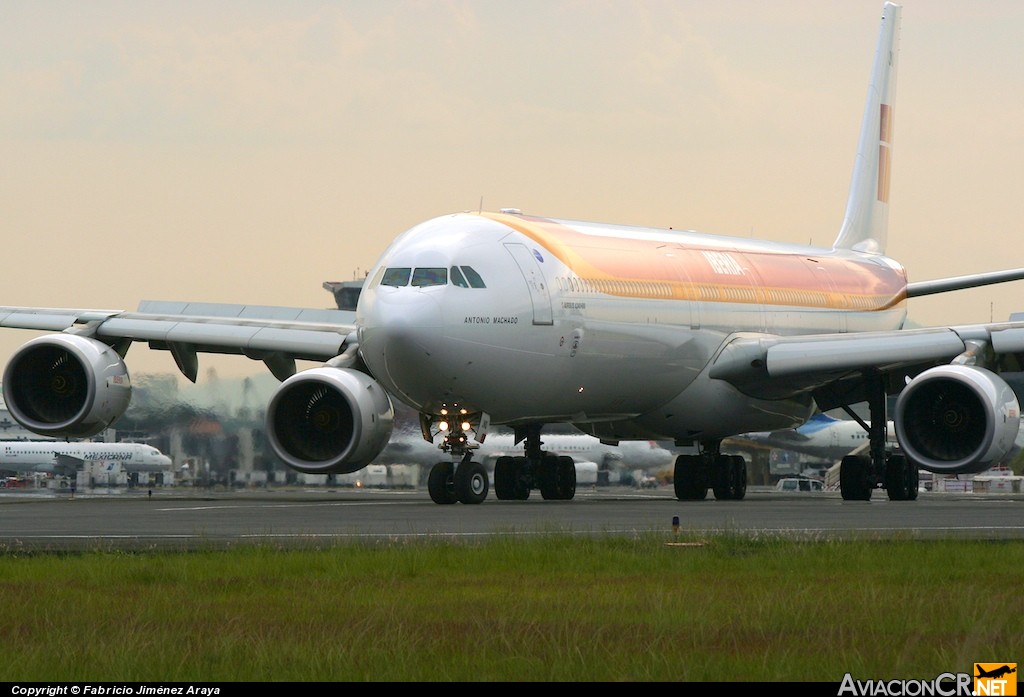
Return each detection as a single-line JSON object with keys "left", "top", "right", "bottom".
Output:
{"left": 3, "top": 3, "right": 1024, "bottom": 505}
{"left": 0, "top": 441, "right": 172, "bottom": 476}
{"left": 375, "top": 429, "right": 675, "bottom": 485}
{"left": 734, "top": 413, "right": 892, "bottom": 466}
{"left": 738, "top": 411, "right": 1023, "bottom": 473}
{"left": 474, "top": 432, "right": 673, "bottom": 471}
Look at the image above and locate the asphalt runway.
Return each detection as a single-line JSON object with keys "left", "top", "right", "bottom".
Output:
{"left": 1, "top": 485, "right": 1023, "bottom": 551}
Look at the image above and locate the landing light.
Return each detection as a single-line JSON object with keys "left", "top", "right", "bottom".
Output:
{"left": 461, "top": 421, "right": 471, "bottom": 431}
{"left": 438, "top": 421, "right": 449, "bottom": 432}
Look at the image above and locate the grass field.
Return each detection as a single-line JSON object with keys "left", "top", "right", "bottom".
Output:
{"left": 1, "top": 534, "right": 1021, "bottom": 682}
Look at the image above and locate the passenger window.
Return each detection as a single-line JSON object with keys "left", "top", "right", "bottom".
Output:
{"left": 411, "top": 267, "right": 447, "bottom": 287}
{"left": 461, "top": 266, "right": 486, "bottom": 288}
{"left": 381, "top": 267, "right": 411, "bottom": 287}
{"left": 450, "top": 266, "right": 469, "bottom": 288}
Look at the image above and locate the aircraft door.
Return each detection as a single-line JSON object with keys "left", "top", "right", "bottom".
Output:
{"left": 504, "top": 243, "right": 554, "bottom": 325}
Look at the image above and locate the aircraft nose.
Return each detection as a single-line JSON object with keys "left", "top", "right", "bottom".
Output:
{"left": 359, "top": 288, "right": 445, "bottom": 393}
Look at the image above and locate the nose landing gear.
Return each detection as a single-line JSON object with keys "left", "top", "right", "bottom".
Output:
{"left": 422, "top": 408, "right": 490, "bottom": 505}
{"left": 427, "top": 457, "right": 489, "bottom": 505}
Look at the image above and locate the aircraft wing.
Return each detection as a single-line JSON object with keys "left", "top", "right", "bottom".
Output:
{"left": 756, "top": 429, "right": 812, "bottom": 443}
{"left": 906, "top": 268, "right": 1024, "bottom": 298}
{"left": 709, "top": 321, "right": 1024, "bottom": 409}
{"left": 0, "top": 302, "right": 358, "bottom": 382}
{"left": 55, "top": 453, "right": 85, "bottom": 469}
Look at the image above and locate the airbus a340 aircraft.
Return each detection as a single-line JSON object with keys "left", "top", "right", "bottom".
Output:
{"left": 2, "top": 2, "right": 1024, "bottom": 505}
{"left": 0, "top": 441, "right": 172, "bottom": 476}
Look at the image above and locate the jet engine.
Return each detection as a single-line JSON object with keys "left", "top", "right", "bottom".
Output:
{"left": 265, "top": 367, "right": 395, "bottom": 474}
{"left": 894, "top": 365, "right": 1020, "bottom": 475}
{"left": 2, "top": 335, "right": 132, "bottom": 438}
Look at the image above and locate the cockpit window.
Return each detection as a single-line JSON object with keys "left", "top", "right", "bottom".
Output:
{"left": 460, "top": 266, "right": 486, "bottom": 288}
{"left": 381, "top": 267, "right": 412, "bottom": 287}
{"left": 380, "top": 265, "right": 482, "bottom": 289}
{"left": 411, "top": 267, "right": 447, "bottom": 287}
{"left": 450, "top": 266, "right": 469, "bottom": 288}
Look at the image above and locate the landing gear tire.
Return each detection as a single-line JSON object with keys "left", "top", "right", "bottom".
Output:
{"left": 733, "top": 456, "right": 748, "bottom": 500}
{"left": 428, "top": 461, "right": 457, "bottom": 504}
{"left": 455, "top": 460, "right": 489, "bottom": 505}
{"left": 840, "top": 455, "right": 873, "bottom": 501}
{"left": 728, "top": 455, "right": 748, "bottom": 500}
{"left": 555, "top": 455, "right": 576, "bottom": 500}
{"left": 885, "top": 454, "right": 919, "bottom": 501}
{"left": 713, "top": 455, "right": 747, "bottom": 500}
{"left": 673, "top": 454, "right": 708, "bottom": 501}
{"left": 532, "top": 454, "right": 577, "bottom": 500}
{"left": 494, "top": 456, "right": 515, "bottom": 500}
{"left": 511, "top": 456, "right": 531, "bottom": 500}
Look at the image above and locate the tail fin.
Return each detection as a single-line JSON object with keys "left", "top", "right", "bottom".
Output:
{"left": 832, "top": 2, "right": 902, "bottom": 254}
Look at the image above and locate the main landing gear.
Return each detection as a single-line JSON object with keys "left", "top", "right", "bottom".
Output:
{"left": 837, "top": 370, "right": 919, "bottom": 502}
{"left": 493, "top": 425, "right": 576, "bottom": 502}
{"left": 839, "top": 452, "right": 918, "bottom": 501}
{"left": 673, "top": 442, "right": 747, "bottom": 501}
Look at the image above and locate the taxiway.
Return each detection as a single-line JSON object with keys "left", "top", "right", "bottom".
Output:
{"left": 1, "top": 486, "right": 1022, "bottom": 551}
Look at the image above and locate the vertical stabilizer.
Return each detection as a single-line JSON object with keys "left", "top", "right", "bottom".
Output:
{"left": 832, "top": 2, "right": 901, "bottom": 254}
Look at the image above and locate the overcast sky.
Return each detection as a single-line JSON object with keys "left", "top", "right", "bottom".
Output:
{"left": 2, "top": 0, "right": 1023, "bottom": 382}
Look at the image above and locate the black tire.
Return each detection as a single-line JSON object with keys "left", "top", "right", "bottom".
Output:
{"left": 712, "top": 455, "right": 732, "bottom": 500}
{"left": 712, "top": 455, "right": 746, "bottom": 500}
{"left": 556, "top": 455, "right": 577, "bottom": 500}
{"left": 539, "top": 453, "right": 561, "bottom": 500}
{"left": 427, "top": 461, "right": 457, "bottom": 504}
{"left": 673, "top": 454, "right": 708, "bottom": 501}
{"left": 907, "top": 466, "right": 919, "bottom": 501}
{"left": 455, "top": 460, "right": 489, "bottom": 505}
{"left": 494, "top": 456, "right": 515, "bottom": 500}
{"left": 730, "top": 455, "right": 747, "bottom": 501}
{"left": 511, "top": 456, "right": 531, "bottom": 500}
{"left": 840, "top": 455, "right": 873, "bottom": 501}
{"left": 885, "top": 454, "right": 919, "bottom": 501}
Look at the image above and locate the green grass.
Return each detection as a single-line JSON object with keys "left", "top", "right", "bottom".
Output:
{"left": 1, "top": 535, "right": 1021, "bottom": 681}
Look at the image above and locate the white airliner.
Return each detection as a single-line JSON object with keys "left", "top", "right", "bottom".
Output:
{"left": 2, "top": 3, "right": 1024, "bottom": 505}
{"left": 737, "top": 411, "right": 1024, "bottom": 473}
{"left": 378, "top": 429, "right": 673, "bottom": 471}
{"left": 473, "top": 432, "right": 676, "bottom": 489}
{"left": 474, "top": 432, "right": 674, "bottom": 471}
{"left": 0, "top": 441, "right": 173, "bottom": 476}
{"left": 732, "top": 413, "right": 892, "bottom": 466}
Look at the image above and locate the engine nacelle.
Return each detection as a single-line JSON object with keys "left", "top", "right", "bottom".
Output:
{"left": 894, "top": 365, "right": 1020, "bottom": 475}
{"left": 265, "top": 367, "right": 395, "bottom": 475}
{"left": 2, "top": 334, "right": 132, "bottom": 438}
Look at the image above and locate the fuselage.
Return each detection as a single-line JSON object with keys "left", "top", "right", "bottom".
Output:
{"left": 357, "top": 211, "right": 908, "bottom": 441}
